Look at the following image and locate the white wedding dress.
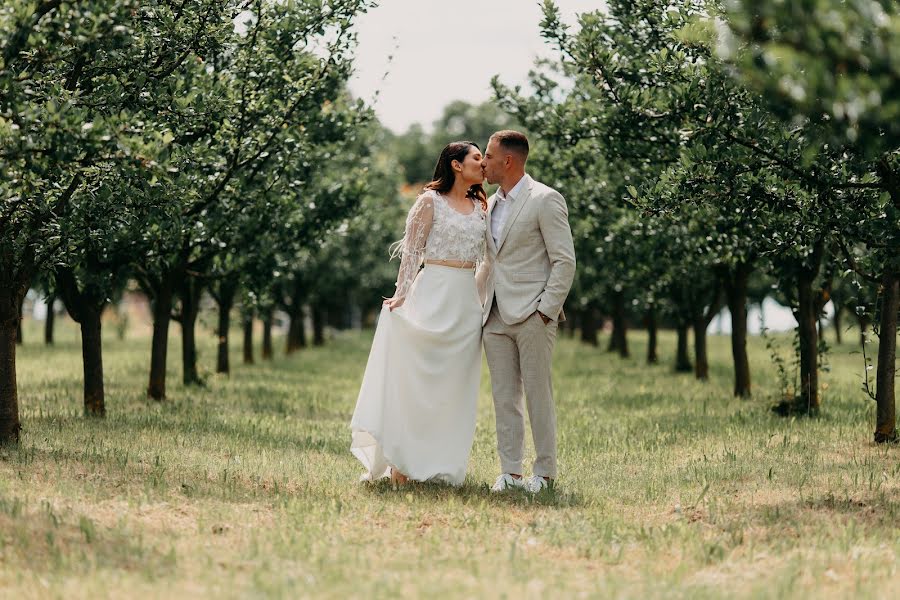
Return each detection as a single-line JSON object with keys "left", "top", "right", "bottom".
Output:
{"left": 350, "top": 190, "right": 486, "bottom": 485}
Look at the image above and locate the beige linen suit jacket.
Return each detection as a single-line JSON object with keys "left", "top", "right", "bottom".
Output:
{"left": 477, "top": 175, "right": 576, "bottom": 326}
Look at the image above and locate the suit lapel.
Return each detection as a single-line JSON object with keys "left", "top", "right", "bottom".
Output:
{"left": 497, "top": 177, "right": 533, "bottom": 251}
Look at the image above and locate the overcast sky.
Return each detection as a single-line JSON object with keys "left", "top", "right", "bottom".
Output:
{"left": 347, "top": 0, "right": 607, "bottom": 133}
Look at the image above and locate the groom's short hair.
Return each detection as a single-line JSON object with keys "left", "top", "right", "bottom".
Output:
{"left": 490, "top": 130, "right": 529, "bottom": 161}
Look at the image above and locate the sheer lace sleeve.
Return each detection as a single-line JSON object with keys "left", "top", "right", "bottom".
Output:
{"left": 388, "top": 192, "right": 435, "bottom": 299}
{"left": 475, "top": 251, "right": 491, "bottom": 306}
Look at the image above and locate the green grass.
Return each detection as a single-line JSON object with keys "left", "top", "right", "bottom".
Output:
{"left": 1, "top": 316, "right": 898, "bottom": 599}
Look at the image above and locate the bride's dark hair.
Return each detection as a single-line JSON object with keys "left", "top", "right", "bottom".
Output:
{"left": 424, "top": 141, "right": 487, "bottom": 211}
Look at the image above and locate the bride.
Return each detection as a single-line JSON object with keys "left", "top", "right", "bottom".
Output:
{"left": 350, "top": 141, "right": 487, "bottom": 486}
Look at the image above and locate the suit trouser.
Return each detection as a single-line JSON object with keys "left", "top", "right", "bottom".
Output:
{"left": 483, "top": 300, "right": 559, "bottom": 478}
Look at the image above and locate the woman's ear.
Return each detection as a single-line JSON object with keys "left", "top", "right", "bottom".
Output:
{"left": 451, "top": 160, "right": 462, "bottom": 172}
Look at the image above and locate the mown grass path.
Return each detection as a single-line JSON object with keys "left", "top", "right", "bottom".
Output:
{"left": 1, "top": 319, "right": 897, "bottom": 598}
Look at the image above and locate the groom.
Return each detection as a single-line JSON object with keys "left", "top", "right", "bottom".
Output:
{"left": 478, "top": 131, "right": 576, "bottom": 493}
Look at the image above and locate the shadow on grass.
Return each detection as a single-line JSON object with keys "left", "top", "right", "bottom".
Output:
{"left": 22, "top": 409, "right": 350, "bottom": 457}
{"left": 359, "top": 478, "right": 585, "bottom": 509}
{"left": 747, "top": 493, "right": 900, "bottom": 529}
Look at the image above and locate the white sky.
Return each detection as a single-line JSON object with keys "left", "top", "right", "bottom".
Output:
{"left": 348, "top": 0, "right": 607, "bottom": 133}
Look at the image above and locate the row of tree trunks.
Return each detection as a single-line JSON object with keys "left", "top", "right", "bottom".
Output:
{"left": 55, "top": 267, "right": 107, "bottom": 417}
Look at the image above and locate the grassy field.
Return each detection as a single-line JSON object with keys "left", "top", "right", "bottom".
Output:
{"left": 1, "top": 315, "right": 897, "bottom": 599}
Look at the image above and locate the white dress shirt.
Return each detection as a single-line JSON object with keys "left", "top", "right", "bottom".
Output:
{"left": 491, "top": 174, "right": 529, "bottom": 248}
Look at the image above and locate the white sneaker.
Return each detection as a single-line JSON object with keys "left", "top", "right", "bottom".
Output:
{"left": 491, "top": 473, "right": 525, "bottom": 492}
{"left": 525, "top": 475, "right": 552, "bottom": 494}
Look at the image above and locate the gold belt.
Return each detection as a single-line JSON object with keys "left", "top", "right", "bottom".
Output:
{"left": 424, "top": 259, "right": 476, "bottom": 269}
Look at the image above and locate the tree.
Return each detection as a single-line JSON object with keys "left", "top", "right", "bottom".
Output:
{"left": 505, "top": 0, "right": 763, "bottom": 388}
{"left": 724, "top": 0, "right": 900, "bottom": 437}
{"left": 126, "top": 0, "right": 371, "bottom": 398}
{"left": 0, "top": 0, "right": 157, "bottom": 440}
{"left": 531, "top": 0, "right": 884, "bottom": 412}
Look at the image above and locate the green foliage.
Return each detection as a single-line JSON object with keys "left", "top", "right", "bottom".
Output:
{"left": 392, "top": 100, "right": 521, "bottom": 185}
{"left": 723, "top": 0, "right": 900, "bottom": 280}
{"left": 723, "top": 0, "right": 900, "bottom": 152}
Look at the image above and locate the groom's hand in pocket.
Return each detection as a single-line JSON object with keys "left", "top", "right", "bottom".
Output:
{"left": 536, "top": 310, "right": 551, "bottom": 325}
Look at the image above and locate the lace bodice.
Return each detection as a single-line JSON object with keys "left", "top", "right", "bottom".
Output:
{"left": 389, "top": 190, "right": 487, "bottom": 299}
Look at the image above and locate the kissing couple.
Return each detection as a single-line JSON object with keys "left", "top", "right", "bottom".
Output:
{"left": 350, "top": 130, "right": 576, "bottom": 493}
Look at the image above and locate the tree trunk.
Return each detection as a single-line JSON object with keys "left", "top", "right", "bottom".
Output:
{"left": 262, "top": 312, "right": 273, "bottom": 360}
{"left": 606, "top": 329, "right": 617, "bottom": 352}
{"left": 214, "top": 283, "right": 237, "bottom": 375}
{"left": 15, "top": 296, "right": 23, "bottom": 346}
{"left": 675, "top": 324, "right": 692, "bottom": 372}
{"left": 55, "top": 267, "right": 108, "bottom": 417}
{"left": 242, "top": 316, "right": 254, "bottom": 365}
{"left": 611, "top": 290, "right": 629, "bottom": 358}
{"left": 178, "top": 275, "right": 202, "bottom": 386}
{"left": 298, "top": 309, "right": 307, "bottom": 348}
{"left": 692, "top": 282, "right": 723, "bottom": 382}
{"left": 44, "top": 294, "right": 55, "bottom": 345}
{"left": 832, "top": 302, "right": 843, "bottom": 346}
{"left": 148, "top": 278, "right": 174, "bottom": 400}
{"left": 794, "top": 269, "right": 820, "bottom": 414}
{"left": 216, "top": 301, "right": 231, "bottom": 375}
{"left": 286, "top": 307, "right": 306, "bottom": 354}
{"left": 724, "top": 265, "right": 752, "bottom": 397}
{"left": 645, "top": 306, "right": 658, "bottom": 364}
{"left": 580, "top": 306, "right": 599, "bottom": 346}
{"left": 80, "top": 307, "right": 105, "bottom": 417}
{"left": 874, "top": 269, "right": 898, "bottom": 443}
{"left": 692, "top": 317, "right": 709, "bottom": 380}
{"left": 312, "top": 305, "right": 325, "bottom": 346}
{"left": 285, "top": 279, "right": 307, "bottom": 354}
{"left": 0, "top": 309, "right": 22, "bottom": 444}
{"left": 181, "top": 310, "right": 199, "bottom": 386}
